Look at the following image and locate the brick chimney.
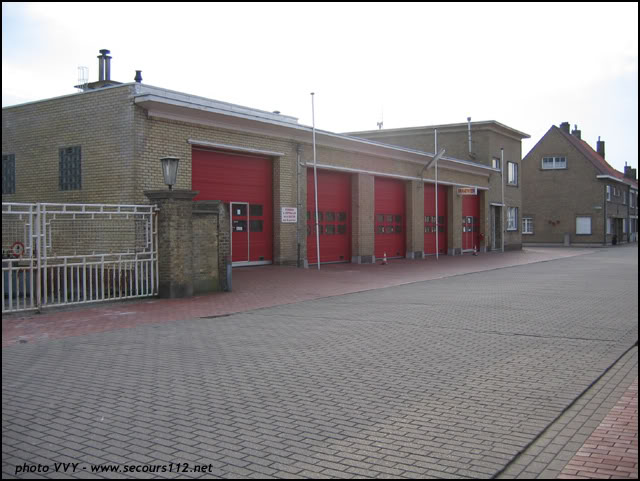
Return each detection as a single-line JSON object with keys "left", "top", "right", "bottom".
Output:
{"left": 624, "top": 164, "right": 637, "bottom": 180}
{"left": 596, "top": 136, "right": 605, "bottom": 159}
{"left": 571, "top": 125, "right": 581, "bottom": 139}
{"left": 559, "top": 122, "right": 571, "bottom": 134}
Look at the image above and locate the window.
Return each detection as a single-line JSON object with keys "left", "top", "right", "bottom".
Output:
{"left": 576, "top": 216, "right": 592, "bottom": 235}
{"left": 507, "top": 207, "right": 518, "bottom": 231}
{"left": 622, "top": 218, "right": 627, "bottom": 233}
{"left": 631, "top": 192, "right": 636, "bottom": 208}
{"left": 606, "top": 185, "right": 611, "bottom": 201}
{"left": 492, "top": 158, "right": 500, "bottom": 170}
{"left": 607, "top": 217, "right": 612, "bottom": 235}
{"left": 507, "top": 162, "right": 518, "bottom": 185}
{"left": 541, "top": 156, "right": 567, "bottom": 169}
{"left": 522, "top": 217, "right": 534, "bottom": 234}
{"left": 59, "top": 146, "right": 82, "bottom": 191}
{"left": 623, "top": 191, "right": 627, "bottom": 205}
{"left": 2, "top": 153, "right": 16, "bottom": 195}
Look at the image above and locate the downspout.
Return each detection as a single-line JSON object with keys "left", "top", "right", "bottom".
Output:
{"left": 467, "top": 117, "right": 472, "bottom": 155}
{"left": 435, "top": 129, "right": 438, "bottom": 260}
{"left": 296, "top": 144, "right": 302, "bottom": 267}
{"left": 603, "top": 184, "right": 607, "bottom": 246}
{"left": 501, "top": 148, "right": 505, "bottom": 253}
{"left": 311, "top": 93, "right": 320, "bottom": 270}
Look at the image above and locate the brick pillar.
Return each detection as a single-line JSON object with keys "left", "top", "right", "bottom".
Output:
{"left": 145, "top": 190, "right": 198, "bottom": 298}
{"left": 448, "top": 188, "right": 463, "bottom": 255}
{"left": 479, "top": 190, "right": 489, "bottom": 253}
{"left": 406, "top": 180, "right": 424, "bottom": 258}
{"left": 351, "top": 173, "right": 375, "bottom": 264}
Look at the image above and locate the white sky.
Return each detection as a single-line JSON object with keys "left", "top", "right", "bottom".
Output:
{"left": 2, "top": 2, "right": 638, "bottom": 172}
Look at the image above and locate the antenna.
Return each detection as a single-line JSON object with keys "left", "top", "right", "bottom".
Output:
{"left": 377, "top": 106, "right": 384, "bottom": 129}
{"left": 77, "top": 66, "right": 88, "bottom": 92}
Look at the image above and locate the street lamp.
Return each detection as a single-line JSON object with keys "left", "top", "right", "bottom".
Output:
{"left": 160, "top": 157, "right": 180, "bottom": 190}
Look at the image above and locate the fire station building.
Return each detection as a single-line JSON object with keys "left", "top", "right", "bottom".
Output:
{"left": 2, "top": 56, "right": 529, "bottom": 268}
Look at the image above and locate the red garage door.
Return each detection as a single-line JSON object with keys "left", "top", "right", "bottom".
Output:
{"left": 462, "top": 193, "right": 480, "bottom": 252}
{"left": 424, "top": 184, "right": 448, "bottom": 255}
{"left": 192, "top": 148, "right": 273, "bottom": 266}
{"left": 375, "top": 177, "right": 406, "bottom": 259}
{"left": 307, "top": 169, "right": 351, "bottom": 264}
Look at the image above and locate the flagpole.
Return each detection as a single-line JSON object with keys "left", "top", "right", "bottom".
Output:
{"left": 312, "top": 93, "right": 320, "bottom": 270}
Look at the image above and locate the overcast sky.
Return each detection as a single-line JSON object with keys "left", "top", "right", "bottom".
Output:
{"left": 3, "top": 2, "right": 638, "bottom": 172}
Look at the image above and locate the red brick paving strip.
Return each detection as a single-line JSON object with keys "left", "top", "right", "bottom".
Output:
{"left": 558, "top": 378, "right": 638, "bottom": 479}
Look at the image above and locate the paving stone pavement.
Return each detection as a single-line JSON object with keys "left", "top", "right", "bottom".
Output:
{"left": 2, "top": 247, "right": 638, "bottom": 479}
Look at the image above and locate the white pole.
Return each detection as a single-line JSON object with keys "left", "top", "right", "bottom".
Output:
{"left": 501, "top": 148, "right": 505, "bottom": 253}
{"left": 435, "top": 129, "right": 439, "bottom": 260}
{"left": 312, "top": 93, "right": 320, "bottom": 270}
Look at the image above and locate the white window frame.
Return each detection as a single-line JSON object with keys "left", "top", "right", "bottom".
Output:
{"left": 541, "top": 156, "right": 567, "bottom": 169}
{"left": 492, "top": 158, "right": 501, "bottom": 170}
{"left": 623, "top": 191, "right": 627, "bottom": 205}
{"left": 576, "top": 216, "right": 592, "bottom": 235}
{"left": 631, "top": 192, "right": 636, "bottom": 208}
{"left": 522, "top": 217, "right": 534, "bottom": 234}
{"left": 606, "top": 185, "right": 611, "bottom": 201}
{"left": 507, "top": 162, "right": 518, "bottom": 186}
{"left": 606, "top": 217, "right": 612, "bottom": 235}
{"left": 507, "top": 207, "right": 518, "bottom": 231}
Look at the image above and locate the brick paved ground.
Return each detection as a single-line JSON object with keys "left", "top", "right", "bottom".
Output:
{"left": 2, "top": 247, "right": 593, "bottom": 348}
{"left": 558, "top": 378, "right": 637, "bottom": 479}
{"left": 2, "top": 247, "right": 638, "bottom": 479}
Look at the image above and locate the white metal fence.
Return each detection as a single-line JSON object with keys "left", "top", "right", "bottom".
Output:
{"left": 2, "top": 203, "right": 158, "bottom": 313}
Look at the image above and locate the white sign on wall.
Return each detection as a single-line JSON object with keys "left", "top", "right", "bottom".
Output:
{"left": 457, "top": 187, "right": 478, "bottom": 196}
{"left": 281, "top": 207, "right": 298, "bottom": 223}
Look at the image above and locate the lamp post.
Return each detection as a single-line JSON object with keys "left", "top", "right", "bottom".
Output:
{"left": 160, "top": 157, "right": 180, "bottom": 190}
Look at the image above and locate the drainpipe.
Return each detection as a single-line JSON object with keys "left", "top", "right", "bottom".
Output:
{"left": 467, "top": 117, "right": 472, "bottom": 155}
{"left": 435, "top": 129, "right": 439, "bottom": 260}
{"left": 296, "top": 144, "right": 302, "bottom": 267}
{"left": 311, "top": 93, "right": 320, "bottom": 270}
{"left": 603, "top": 184, "right": 607, "bottom": 246}
{"left": 501, "top": 148, "right": 505, "bottom": 253}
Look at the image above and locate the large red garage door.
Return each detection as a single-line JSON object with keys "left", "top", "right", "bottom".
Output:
{"left": 192, "top": 148, "right": 273, "bottom": 266}
{"left": 375, "top": 177, "right": 406, "bottom": 259}
{"left": 424, "top": 184, "right": 448, "bottom": 255}
{"left": 307, "top": 169, "right": 351, "bottom": 264}
{"left": 462, "top": 193, "right": 480, "bottom": 252}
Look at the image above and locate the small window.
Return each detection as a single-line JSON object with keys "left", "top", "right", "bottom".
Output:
{"left": 249, "top": 220, "right": 263, "bottom": 232}
{"left": 438, "top": 216, "right": 445, "bottom": 224}
{"left": 438, "top": 226, "right": 445, "bottom": 233}
{"left": 395, "top": 225, "right": 402, "bottom": 234}
{"left": 233, "top": 204, "right": 247, "bottom": 217}
{"left": 377, "top": 225, "right": 385, "bottom": 234}
{"left": 2, "top": 154, "right": 16, "bottom": 195}
{"left": 388, "top": 225, "right": 394, "bottom": 233}
{"left": 395, "top": 215, "right": 402, "bottom": 223}
{"left": 325, "top": 224, "right": 335, "bottom": 235}
{"left": 325, "top": 212, "right": 335, "bottom": 222}
{"left": 386, "top": 215, "right": 393, "bottom": 223}
{"left": 232, "top": 220, "right": 247, "bottom": 232}
{"left": 606, "top": 185, "right": 611, "bottom": 201}
{"left": 376, "top": 214, "right": 384, "bottom": 223}
{"left": 542, "top": 157, "right": 567, "bottom": 169}
{"left": 507, "top": 207, "right": 518, "bottom": 231}
{"left": 250, "top": 204, "right": 263, "bottom": 217}
{"left": 576, "top": 216, "right": 592, "bottom": 235}
{"left": 607, "top": 217, "right": 612, "bottom": 235}
{"left": 337, "top": 225, "right": 346, "bottom": 235}
{"left": 507, "top": 162, "right": 518, "bottom": 185}
{"left": 425, "top": 216, "right": 431, "bottom": 223}
{"left": 317, "top": 211, "right": 323, "bottom": 222}
{"left": 338, "top": 212, "right": 347, "bottom": 222}
{"left": 425, "top": 226, "right": 430, "bottom": 233}
{"left": 492, "top": 158, "right": 501, "bottom": 170}
{"left": 522, "top": 217, "right": 534, "bottom": 234}
{"left": 59, "top": 146, "right": 82, "bottom": 191}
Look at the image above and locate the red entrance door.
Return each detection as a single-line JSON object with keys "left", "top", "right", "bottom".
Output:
{"left": 192, "top": 149, "right": 273, "bottom": 265}
{"left": 462, "top": 194, "right": 480, "bottom": 251}
{"left": 424, "top": 184, "right": 448, "bottom": 255}
{"left": 375, "top": 177, "right": 406, "bottom": 259}
{"left": 307, "top": 169, "right": 351, "bottom": 264}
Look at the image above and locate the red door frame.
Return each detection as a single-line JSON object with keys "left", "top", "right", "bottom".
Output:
{"left": 374, "top": 177, "right": 406, "bottom": 259}
{"left": 462, "top": 194, "right": 480, "bottom": 252}
{"left": 307, "top": 169, "right": 351, "bottom": 264}
{"left": 192, "top": 148, "right": 273, "bottom": 265}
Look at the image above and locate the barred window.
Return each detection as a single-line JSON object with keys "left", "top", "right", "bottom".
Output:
{"left": 2, "top": 154, "right": 16, "bottom": 194}
{"left": 59, "top": 146, "right": 82, "bottom": 191}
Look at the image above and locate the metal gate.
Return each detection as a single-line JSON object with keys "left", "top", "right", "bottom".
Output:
{"left": 2, "top": 203, "right": 158, "bottom": 313}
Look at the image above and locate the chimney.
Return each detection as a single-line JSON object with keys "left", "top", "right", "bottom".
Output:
{"left": 97, "top": 49, "right": 110, "bottom": 81}
{"left": 571, "top": 124, "right": 581, "bottom": 139}
{"left": 134, "top": 70, "right": 143, "bottom": 83}
{"left": 624, "top": 164, "right": 637, "bottom": 180}
{"left": 559, "top": 122, "right": 570, "bottom": 133}
{"left": 596, "top": 136, "right": 605, "bottom": 159}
